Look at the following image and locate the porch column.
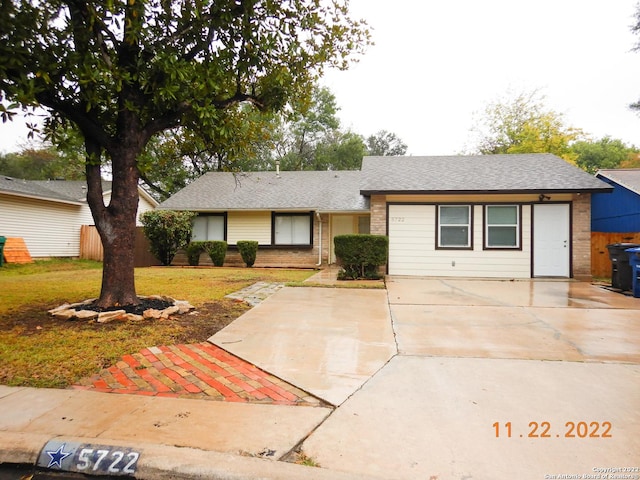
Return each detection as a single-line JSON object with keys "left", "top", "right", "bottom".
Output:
{"left": 572, "top": 193, "right": 592, "bottom": 281}
{"left": 369, "top": 195, "right": 387, "bottom": 236}
{"left": 369, "top": 195, "right": 388, "bottom": 274}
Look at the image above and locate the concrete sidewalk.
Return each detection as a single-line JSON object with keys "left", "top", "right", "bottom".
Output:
{"left": 0, "top": 385, "right": 375, "bottom": 480}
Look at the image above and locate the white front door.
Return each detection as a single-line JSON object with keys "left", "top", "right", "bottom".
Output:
{"left": 533, "top": 204, "right": 570, "bottom": 277}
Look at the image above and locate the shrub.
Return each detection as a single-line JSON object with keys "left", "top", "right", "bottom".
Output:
{"left": 186, "top": 241, "right": 205, "bottom": 266}
{"left": 204, "top": 240, "right": 228, "bottom": 267}
{"left": 334, "top": 234, "right": 388, "bottom": 280}
{"left": 140, "top": 210, "right": 197, "bottom": 266}
{"left": 236, "top": 240, "right": 258, "bottom": 267}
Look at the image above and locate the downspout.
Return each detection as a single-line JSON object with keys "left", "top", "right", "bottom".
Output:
{"left": 316, "top": 211, "right": 322, "bottom": 267}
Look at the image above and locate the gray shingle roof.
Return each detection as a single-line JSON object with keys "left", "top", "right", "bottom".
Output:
{"left": 360, "top": 154, "right": 612, "bottom": 194}
{"left": 31, "top": 180, "right": 111, "bottom": 201}
{"left": 158, "top": 170, "right": 369, "bottom": 212}
{"left": 596, "top": 169, "right": 640, "bottom": 195}
{"left": 0, "top": 176, "right": 112, "bottom": 204}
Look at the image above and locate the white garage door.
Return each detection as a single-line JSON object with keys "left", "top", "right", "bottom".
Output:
{"left": 388, "top": 204, "right": 435, "bottom": 276}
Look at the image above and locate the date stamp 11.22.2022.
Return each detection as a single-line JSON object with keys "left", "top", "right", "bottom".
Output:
{"left": 493, "top": 421, "right": 612, "bottom": 439}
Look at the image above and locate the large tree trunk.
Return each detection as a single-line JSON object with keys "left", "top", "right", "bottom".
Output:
{"left": 85, "top": 138, "right": 142, "bottom": 308}
{"left": 99, "top": 216, "right": 139, "bottom": 307}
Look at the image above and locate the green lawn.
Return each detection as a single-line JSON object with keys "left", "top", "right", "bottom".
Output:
{"left": 0, "top": 260, "right": 314, "bottom": 388}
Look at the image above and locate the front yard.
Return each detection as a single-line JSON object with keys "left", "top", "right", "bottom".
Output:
{"left": 0, "top": 260, "right": 314, "bottom": 388}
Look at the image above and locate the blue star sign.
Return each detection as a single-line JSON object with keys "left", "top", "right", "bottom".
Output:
{"left": 46, "top": 443, "right": 72, "bottom": 469}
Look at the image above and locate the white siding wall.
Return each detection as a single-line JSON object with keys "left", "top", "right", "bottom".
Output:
{"left": 135, "top": 194, "right": 156, "bottom": 226}
{"left": 388, "top": 204, "right": 532, "bottom": 278}
{"left": 78, "top": 203, "right": 95, "bottom": 226}
{"left": 87, "top": 191, "right": 155, "bottom": 227}
{"left": 1, "top": 189, "right": 156, "bottom": 258}
{"left": 0, "top": 195, "right": 85, "bottom": 258}
{"left": 226, "top": 211, "right": 272, "bottom": 245}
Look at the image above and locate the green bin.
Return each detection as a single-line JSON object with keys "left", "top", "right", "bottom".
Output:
{"left": 0, "top": 236, "right": 5, "bottom": 267}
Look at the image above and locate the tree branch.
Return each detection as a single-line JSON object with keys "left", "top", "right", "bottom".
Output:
{"left": 142, "top": 101, "right": 192, "bottom": 140}
{"left": 35, "top": 91, "right": 113, "bottom": 150}
{"left": 84, "top": 138, "right": 107, "bottom": 223}
{"left": 213, "top": 92, "right": 264, "bottom": 111}
{"left": 139, "top": 171, "right": 171, "bottom": 200}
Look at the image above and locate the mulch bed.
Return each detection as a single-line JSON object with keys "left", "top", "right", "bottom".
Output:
{"left": 83, "top": 298, "right": 174, "bottom": 315}
{"left": 0, "top": 299, "right": 250, "bottom": 342}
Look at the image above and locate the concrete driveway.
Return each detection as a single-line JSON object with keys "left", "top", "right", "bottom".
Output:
{"left": 388, "top": 278, "right": 640, "bottom": 362}
{"left": 211, "top": 278, "right": 640, "bottom": 480}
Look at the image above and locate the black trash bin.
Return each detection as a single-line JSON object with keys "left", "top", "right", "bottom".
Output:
{"left": 606, "top": 243, "right": 640, "bottom": 291}
{"left": 0, "top": 236, "right": 5, "bottom": 267}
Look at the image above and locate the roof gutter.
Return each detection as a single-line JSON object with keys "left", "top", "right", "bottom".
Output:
{"left": 0, "top": 190, "right": 85, "bottom": 206}
{"left": 359, "top": 187, "right": 614, "bottom": 196}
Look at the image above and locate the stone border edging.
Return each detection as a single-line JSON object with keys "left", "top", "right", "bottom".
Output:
{"left": 48, "top": 296, "right": 195, "bottom": 323}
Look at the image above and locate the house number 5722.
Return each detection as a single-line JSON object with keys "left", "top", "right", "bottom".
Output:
{"left": 76, "top": 447, "right": 139, "bottom": 474}
{"left": 391, "top": 217, "right": 405, "bottom": 223}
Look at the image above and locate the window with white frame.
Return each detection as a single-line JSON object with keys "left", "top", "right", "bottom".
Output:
{"left": 192, "top": 214, "right": 225, "bottom": 241}
{"left": 438, "top": 205, "right": 471, "bottom": 248}
{"left": 485, "top": 205, "right": 520, "bottom": 249}
{"left": 273, "top": 213, "right": 312, "bottom": 245}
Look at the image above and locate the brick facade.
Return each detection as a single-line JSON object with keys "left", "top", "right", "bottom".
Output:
{"left": 369, "top": 195, "right": 387, "bottom": 236}
{"left": 572, "top": 193, "right": 592, "bottom": 280}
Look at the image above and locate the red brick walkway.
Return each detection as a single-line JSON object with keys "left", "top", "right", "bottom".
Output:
{"left": 72, "top": 342, "right": 323, "bottom": 407}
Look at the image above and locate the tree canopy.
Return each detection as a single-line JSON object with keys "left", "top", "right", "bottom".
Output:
{"left": 0, "top": 146, "right": 85, "bottom": 180}
{"left": 572, "top": 136, "right": 638, "bottom": 174}
{"left": 366, "top": 130, "right": 408, "bottom": 156}
{"left": 133, "top": 85, "right": 408, "bottom": 199}
{"left": 137, "top": 106, "right": 279, "bottom": 199}
{"left": 469, "top": 90, "right": 583, "bottom": 163}
{"left": 0, "top": 0, "right": 370, "bottom": 307}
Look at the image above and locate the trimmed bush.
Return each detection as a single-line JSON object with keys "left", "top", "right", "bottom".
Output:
{"left": 204, "top": 240, "right": 228, "bottom": 267}
{"left": 186, "top": 241, "right": 205, "bottom": 266}
{"left": 140, "top": 210, "right": 197, "bottom": 266}
{"left": 334, "top": 234, "right": 389, "bottom": 280}
{"left": 236, "top": 240, "right": 258, "bottom": 267}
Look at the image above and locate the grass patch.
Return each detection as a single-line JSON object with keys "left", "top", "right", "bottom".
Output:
{"left": 295, "top": 453, "right": 321, "bottom": 467}
{"left": 592, "top": 276, "right": 612, "bottom": 285}
{"left": 285, "top": 451, "right": 321, "bottom": 467}
{"left": 0, "top": 260, "right": 314, "bottom": 388}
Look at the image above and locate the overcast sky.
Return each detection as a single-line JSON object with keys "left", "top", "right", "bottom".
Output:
{"left": 2, "top": 1, "right": 640, "bottom": 156}
{"left": 321, "top": 0, "right": 640, "bottom": 155}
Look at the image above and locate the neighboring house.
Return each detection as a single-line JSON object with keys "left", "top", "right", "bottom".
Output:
{"left": 0, "top": 177, "right": 158, "bottom": 258}
{"left": 158, "top": 153, "right": 611, "bottom": 279}
{"left": 591, "top": 169, "right": 640, "bottom": 232}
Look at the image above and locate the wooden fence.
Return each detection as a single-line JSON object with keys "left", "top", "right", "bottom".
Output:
{"left": 80, "top": 225, "right": 161, "bottom": 267}
{"left": 79, "top": 225, "right": 103, "bottom": 262}
{"left": 591, "top": 232, "right": 640, "bottom": 278}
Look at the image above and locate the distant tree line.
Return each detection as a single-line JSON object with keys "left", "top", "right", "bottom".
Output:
{"left": 468, "top": 89, "right": 639, "bottom": 173}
